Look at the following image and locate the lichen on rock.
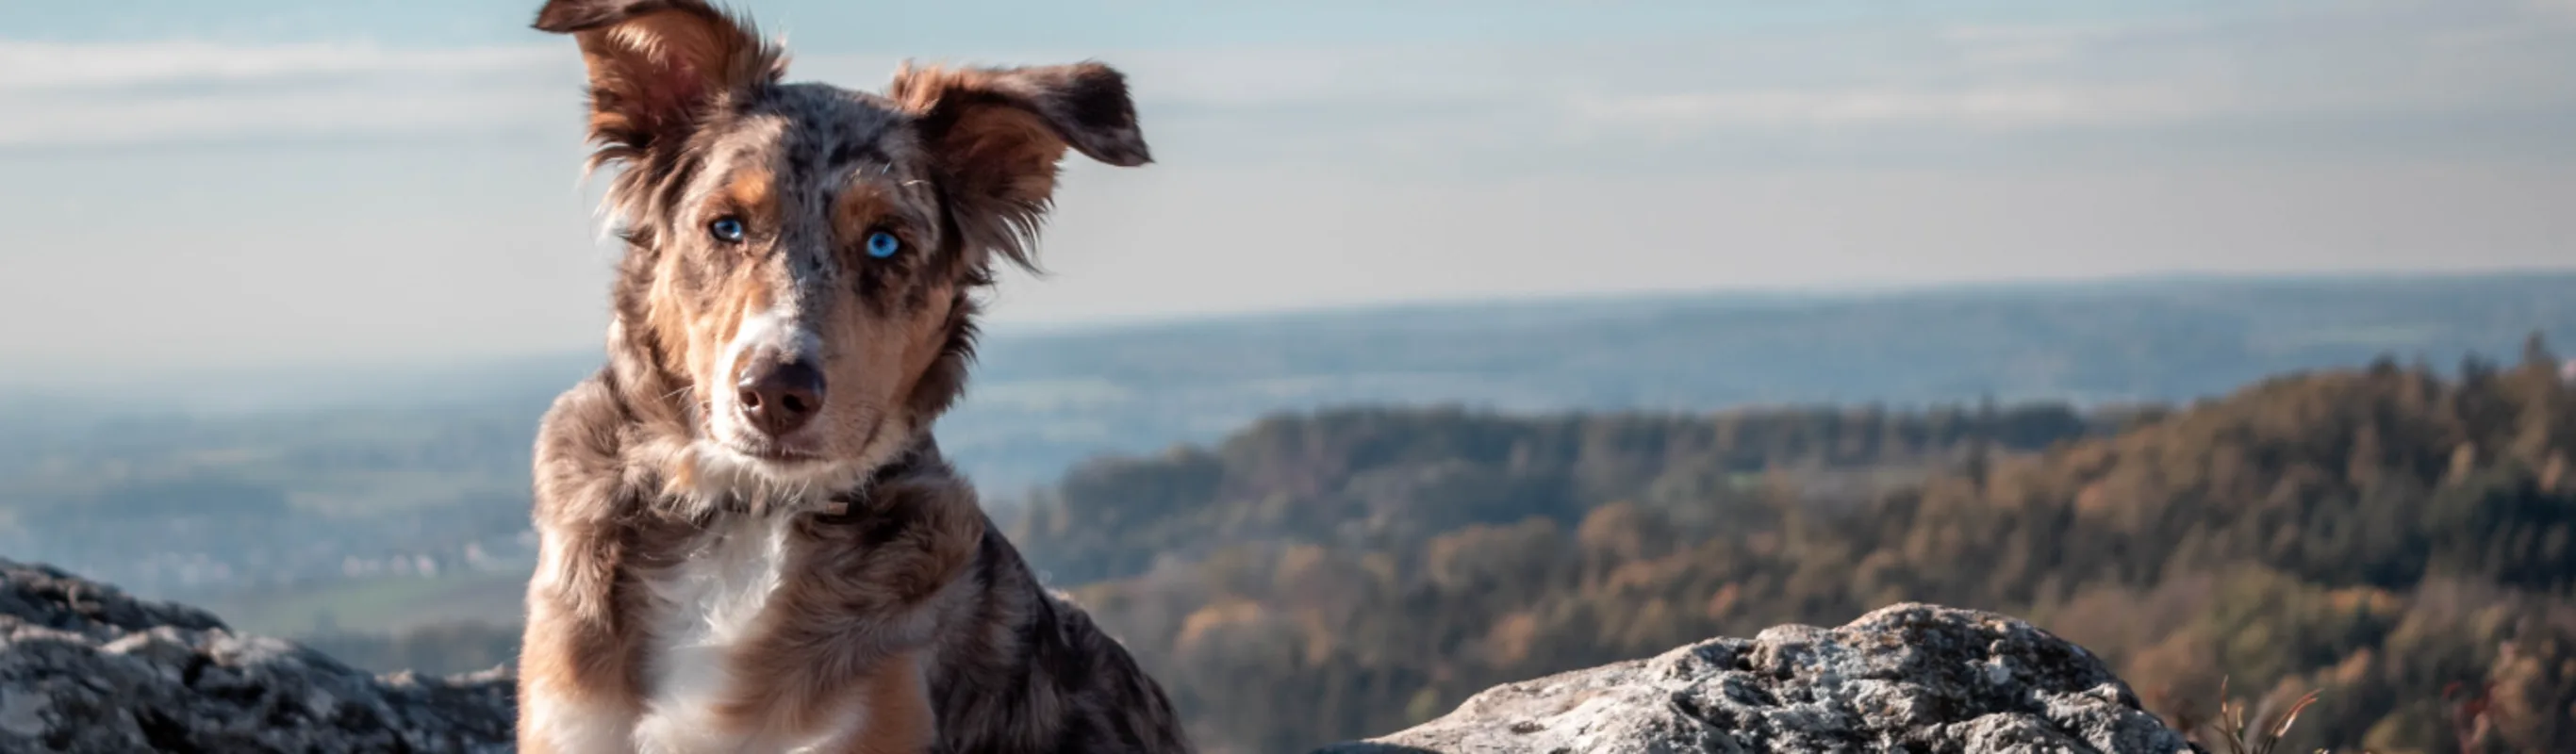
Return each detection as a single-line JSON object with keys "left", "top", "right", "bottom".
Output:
{"left": 1313, "top": 603, "right": 2197, "bottom": 754}
{"left": 0, "top": 559, "right": 515, "bottom": 753}
{"left": 0, "top": 557, "right": 2193, "bottom": 754}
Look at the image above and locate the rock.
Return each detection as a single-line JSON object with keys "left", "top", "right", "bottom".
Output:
{"left": 1313, "top": 603, "right": 2197, "bottom": 754}
{"left": 0, "top": 558, "right": 2190, "bottom": 754}
{"left": 0, "top": 558, "right": 515, "bottom": 753}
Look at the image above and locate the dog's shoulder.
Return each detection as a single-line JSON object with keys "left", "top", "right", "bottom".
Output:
{"left": 1032, "top": 589, "right": 1194, "bottom": 754}
{"left": 537, "top": 369, "right": 622, "bottom": 458}
{"left": 531, "top": 368, "right": 670, "bottom": 529}
{"left": 793, "top": 457, "right": 991, "bottom": 614}
{"left": 931, "top": 529, "right": 1194, "bottom": 754}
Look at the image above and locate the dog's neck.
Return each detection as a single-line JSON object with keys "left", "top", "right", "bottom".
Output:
{"left": 750, "top": 435, "right": 941, "bottom": 520}
{"left": 674, "top": 434, "right": 947, "bottom": 522}
{"left": 590, "top": 345, "right": 955, "bottom": 522}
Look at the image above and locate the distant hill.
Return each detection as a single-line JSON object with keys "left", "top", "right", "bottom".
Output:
{"left": 5, "top": 271, "right": 2576, "bottom": 603}
{"left": 279, "top": 342, "right": 2576, "bottom": 752}
{"left": 945, "top": 270, "right": 2576, "bottom": 490}
{"left": 1029, "top": 344, "right": 2576, "bottom": 752}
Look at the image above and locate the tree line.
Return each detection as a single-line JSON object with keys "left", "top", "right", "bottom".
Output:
{"left": 314, "top": 337, "right": 2576, "bottom": 753}
{"left": 1013, "top": 336, "right": 2576, "bottom": 752}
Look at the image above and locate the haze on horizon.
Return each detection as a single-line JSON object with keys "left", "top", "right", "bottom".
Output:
{"left": 4, "top": 0, "right": 2574, "bottom": 388}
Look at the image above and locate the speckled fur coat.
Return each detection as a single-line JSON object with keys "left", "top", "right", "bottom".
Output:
{"left": 509, "top": 1, "right": 1192, "bottom": 752}
{"left": 521, "top": 373, "right": 1191, "bottom": 754}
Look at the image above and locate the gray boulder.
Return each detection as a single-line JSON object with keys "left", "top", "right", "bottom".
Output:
{"left": 1314, "top": 603, "right": 2196, "bottom": 754}
{"left": 0, "top": 558, "right": 2191, "bottom": 754}
{"left": 0, "top": 558, "right": 515, "bottom": 753}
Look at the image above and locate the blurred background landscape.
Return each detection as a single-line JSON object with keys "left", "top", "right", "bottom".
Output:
{"left": 8, "top": 1, "right": 2576, "bottom": 752}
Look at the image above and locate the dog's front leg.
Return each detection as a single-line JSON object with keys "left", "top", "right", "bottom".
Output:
{"left": 832, "top": 650, "right": 940, "bottom": 754}
{"left": 518, "top": 526, "right": 640, "bottom": 754}
{"left": 710, "top": 479, "right": 985, "bottom": 753}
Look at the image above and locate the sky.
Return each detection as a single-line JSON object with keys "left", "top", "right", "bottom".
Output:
{"left": 3, "top": 0, "right": 2574, "bottom": 384}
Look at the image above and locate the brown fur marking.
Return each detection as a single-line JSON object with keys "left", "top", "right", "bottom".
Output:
{"left": 724, "top": 168, "right": 781, "bottom": 228}
{"left": 708, "top": 479, "right": 984, "bottom": 735}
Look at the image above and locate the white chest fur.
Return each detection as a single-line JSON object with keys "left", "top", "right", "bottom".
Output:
{"left": 630, "top": 516, "right": 856, "bottom": 753}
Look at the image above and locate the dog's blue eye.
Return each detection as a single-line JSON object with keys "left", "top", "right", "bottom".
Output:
{"left": 866, "top": 230, "right": 901, "bottom": 259}
{"left": 709, "top": 217, "right": 747, "bottom": 243}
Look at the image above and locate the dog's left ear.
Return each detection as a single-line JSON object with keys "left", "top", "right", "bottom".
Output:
{"left": 533, "top": 0, "right": 784, "bottom": 155}
{"left": 889, "top": 62, "right": 1152, "bottom": 271}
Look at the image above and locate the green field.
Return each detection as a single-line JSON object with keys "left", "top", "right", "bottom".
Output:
{"left": 206, "top": 569, "right": 530, "bottom": 635}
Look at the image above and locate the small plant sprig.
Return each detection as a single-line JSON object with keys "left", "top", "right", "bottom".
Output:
{"left": 2442, "top": 680, "right": 2497, "bottom": 754}
{"left": 2178, "top": 677, "right": 2325, "bottom": 754}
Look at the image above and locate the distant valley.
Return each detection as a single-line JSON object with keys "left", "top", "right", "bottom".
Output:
{"left": 3, "top": 271, "right": 2575, "bottom": 628}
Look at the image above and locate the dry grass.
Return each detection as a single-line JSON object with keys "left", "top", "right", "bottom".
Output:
{"left": 2168, "top": 678, "right": 2330, "bottom": 754}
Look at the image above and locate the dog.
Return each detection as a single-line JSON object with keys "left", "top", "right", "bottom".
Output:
{"left": 512, "top": 1, "right": 1191, "bottom": 752}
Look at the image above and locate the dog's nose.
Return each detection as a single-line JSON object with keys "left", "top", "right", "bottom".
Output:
{"left": 735, "top": 352, "right": 826, "bottom": 437}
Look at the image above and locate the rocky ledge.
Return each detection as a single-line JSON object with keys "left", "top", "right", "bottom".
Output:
{"left": 1313, "top": 603, "right": 2196, "bottom": 754}
{"left": 0, "top": 559, "right": 514, "bottom": 753}
{"left": 0, "top": 559, "right": 2190, "bottom": 753}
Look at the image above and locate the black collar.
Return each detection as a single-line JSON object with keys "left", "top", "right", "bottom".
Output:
{"left": 810, "top": 441, "right": 935, "bottom": 525}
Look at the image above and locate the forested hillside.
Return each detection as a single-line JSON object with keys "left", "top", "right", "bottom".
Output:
{"left": 11, "top": 273, "right": 2576, "bottom": 608}
{"left": 163, "top": 336, "right": 2576, "bottom": 753}
{"left": 999, "top": 339, "right": 2576, "bottom": 753}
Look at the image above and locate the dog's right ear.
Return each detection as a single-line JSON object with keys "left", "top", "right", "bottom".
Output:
{"left": 888, "top": 62, "right": 1151, "bottom": 273}
{"left": 533, "top": 0, "right": 784, "bottom": 154}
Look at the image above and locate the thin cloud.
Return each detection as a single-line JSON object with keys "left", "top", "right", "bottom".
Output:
{"left": 0, "top": 41, "right": 553, "bottom": 90}
{"left": 0, "top": 40, "right": 572, "bottom": 147}
{"left": 4, "top": 0, "right": 2572, "bottom": 155}
{"left": 3, "top": 1, "right": 2573, "bottom": 373}
{"left": 2526, "top": 0, "right": 2576, "bottom": 23}
{"left": 1571, "top": 85, "right": 2222, "bottom": 133}
{"left": 1548, "top": 3, "right": 2576, "bottom": 139}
